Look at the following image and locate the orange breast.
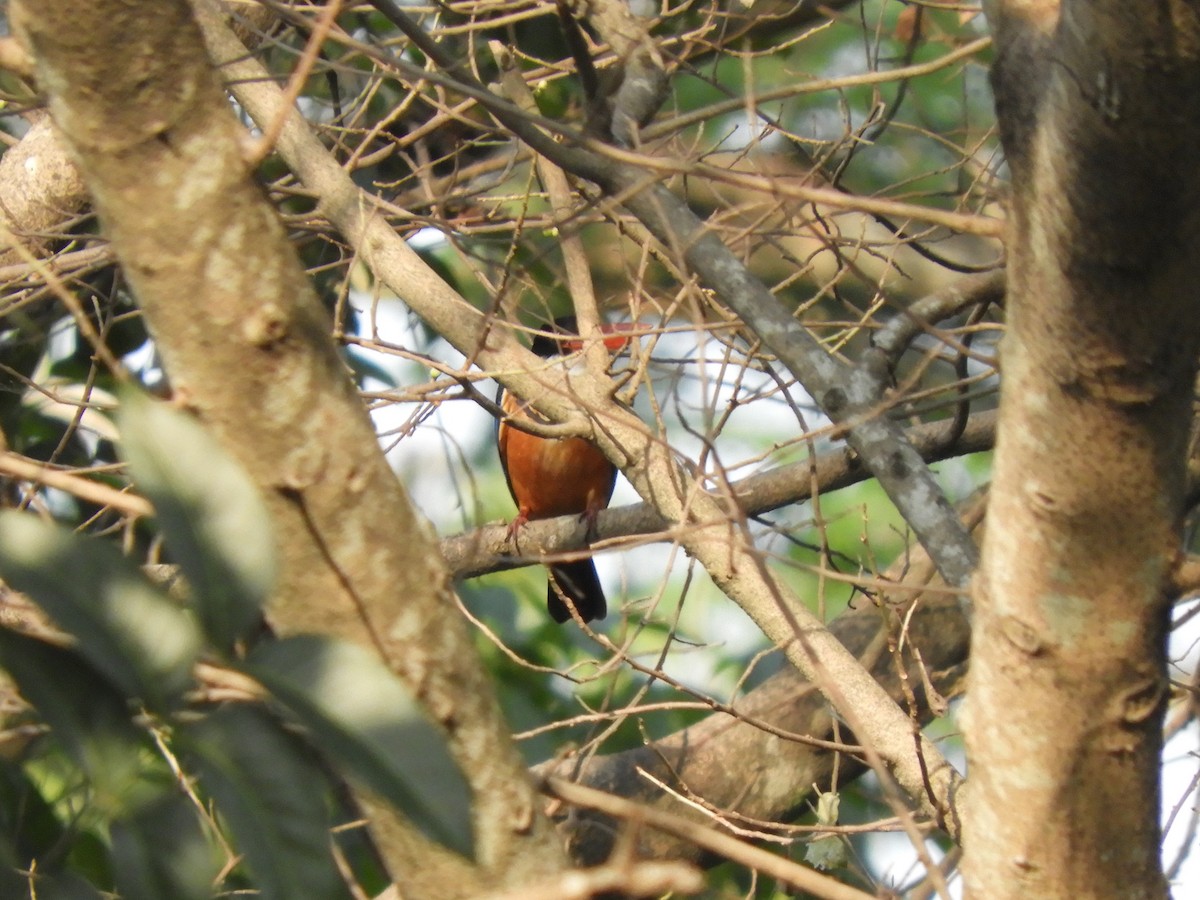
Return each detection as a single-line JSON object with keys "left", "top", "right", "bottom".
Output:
{"left": 498, "top": 390, "right": 617, "bottom": 520}
{"left": 501, "top": 427, "right": 616, "bottom": 519}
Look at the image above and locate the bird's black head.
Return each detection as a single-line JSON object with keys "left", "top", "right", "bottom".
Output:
{"left": 530, "top": 316, "right": 579, "bottom": 358}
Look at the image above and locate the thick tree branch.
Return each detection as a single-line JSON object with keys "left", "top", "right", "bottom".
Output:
{"left": 12, "top": 2, "right": 567, "bottom": 896}
{"left": 0, "top": 114, "right": 86, "bottom": 270}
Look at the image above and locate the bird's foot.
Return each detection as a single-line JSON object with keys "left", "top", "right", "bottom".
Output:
{"left": 506, "top": 512, "right": 529, "bottom": 543}
{"left": 579, "top": 507, "right": 600, "bottom": 542}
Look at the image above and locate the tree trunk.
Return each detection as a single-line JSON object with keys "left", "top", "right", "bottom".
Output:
{"left": 965, "top": 3, "right": 1200, "bottom": 896}
{"left": 9, "top": 1, "right": 567, "bottom": 894}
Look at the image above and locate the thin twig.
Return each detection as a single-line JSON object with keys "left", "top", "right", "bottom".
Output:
{"left": 544, "top": 776, "right": 878, "bottom": 900}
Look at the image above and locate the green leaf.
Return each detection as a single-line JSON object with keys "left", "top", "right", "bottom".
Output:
{"left": 804, "top": 790, "right": 848, "bottom": 871}
{"left": 61, "top": 829, "right": 114, "bottom": 896}
{"left": 246, "top": 635, "right": 473, "bottom": 858}
{"left": 179, "top": 705, "right": 351, "bottom": 900}
{"left": 117, "top": 389, "right": 276, "bottom": 651}
{"left": 0, "top": 764, "right": 106, "bottom": 897}
{"left": 0, "top": 630, "right": 157, "bottom": 821}
{"left": 111, "top": 794, "right": 219, "bottom": 900}
{"left": 0, "top": 513, "right": 202, "bottom": 707}
{"left": 0, "top": 758, "right": 64, "bottom": 865}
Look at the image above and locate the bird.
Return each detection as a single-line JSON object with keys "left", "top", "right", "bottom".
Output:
{"left": 496, "top": 317, "right": 628, "bottom": 623}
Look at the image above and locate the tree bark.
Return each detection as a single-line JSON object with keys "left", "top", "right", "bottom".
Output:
{"left": 9, "top": 1, "right": 567, "bottom": 895}
{"left": 966, "top": 2, "right": 1200, "bottom": 896}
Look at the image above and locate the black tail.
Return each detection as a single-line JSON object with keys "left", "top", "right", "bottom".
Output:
{"left": 547, "top": 560, "right": 607, "bottom": 623}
